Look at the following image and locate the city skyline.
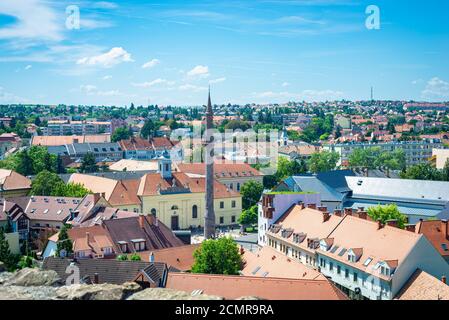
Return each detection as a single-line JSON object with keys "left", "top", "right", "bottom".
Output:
{"left": 1, "top": 0, "right": 449, "bottom": 106}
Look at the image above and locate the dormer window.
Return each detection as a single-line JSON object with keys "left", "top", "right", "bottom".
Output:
{"left": 348, "top": 253, "right": 356, "bottom": 263}
{"left": 380, "top": 265, "right": 390, "bottom": 276}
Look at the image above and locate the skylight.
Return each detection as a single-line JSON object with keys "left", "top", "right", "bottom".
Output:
{"left": 441, "top": 244, "right": 448, "bottom": 252}
{"left": 330, "top": 245, "right": 340, "bottom": 254}
{"left": 338, "top": 248, "right": 347, "bottom": 257}
{"left": 252, "top": 266, "right": 261, "bottom": 275}
{"left": 363, "top": 257, "right": 373, "bottom": 266}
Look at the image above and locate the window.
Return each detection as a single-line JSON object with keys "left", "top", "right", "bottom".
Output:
{"left": 329, "top": 262, "right": 334, "bottom": 271}
{"left": 192, "top": 205, "right": 198, "bottom": 219}
{"left": 231, "top": 216, "right": 236, "bottom": 223}
{"left": 220, "top": 201, "right": 224, "bottom": 209}
{"left": 133, "top": 208, "right": 139, "bottom": 213}
{"left": 171, "top": 205, "right": 179, "bottom": 210}
{"left": 363, "top": 257, "right": 373, "bottom": 266}
{"left": 151, "top": 208, "right": 157, "bottom": 217}
{"left": 345, "top": 268, "right": 349, "bottom": 278}
{"left": 337, "top": 265, "right": 341, "bottom": 275}
{"left": 380, "top": 266, "right": 390, "bottom": 276}
{"left": 219, "top": 217, "right": 224, "bottom": 224}
{"left": 353, "top": 272, "right": 358, "bottom": 282}
{"left": 134, "top": 241, "right": 145, "bottom": 252}
{"left": 237, "top": 183, "right": 241, "bottom": 191}
{"left": 232, "top": 200, "right": 236, "bottom": 208}
{"left": 229, "top": 183, "right": 233, "bottom": 190}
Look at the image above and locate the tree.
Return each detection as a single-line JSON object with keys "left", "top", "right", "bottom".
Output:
{"left": 130, "top": 254, "right": 141, "bottom": 261}
{"left": 79, "top": 152, "right": 99, "bottom": 173}
{"left": 0, "top": 227, "right": 12, "bottom": 269}
{"left": 31, "top": 170, "right": 65, "bottom": 196}
{"left": 141, "top": 119, "right": 156, "bottom": 139}
{"left": 442, "top": 159, "right": 449, "bottom": 182}
{"left": 238, "top": 205, "right": 258, "bottom": 226}
{"left": 240, "top": 180, "right": 264, "bottom": 210}
{"left": 16, "top": 151, "right": 34, "bottom": 176}
{"left": 276, "top": 157, "right": 307, "bottom": 180}
{"left": 52, "top": 182, "right": 91, "bottom": 197}
{"left": 367, "top": 204, "right": 408, "bottom": 229}
{"left": 117, "top": 254, "right": 128, "bottom": 261}
{"left": 308, "top": 151, "right": 340, "bottom": 173}
{"left": 191, "top": 237, "right": 242, "bottom": 275}
{"left": 400, "top": 163, "right": 442, "bottom": 181}
{"left": 111, "top": 127, "right": 133, "bottom": 142}
{"left": 56, "top": 224, "right": 73, "bottom": 258}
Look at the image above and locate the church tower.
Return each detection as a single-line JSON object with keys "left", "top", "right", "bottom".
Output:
{"left": 204, "top": 88, "right": 216, "bottom": 239}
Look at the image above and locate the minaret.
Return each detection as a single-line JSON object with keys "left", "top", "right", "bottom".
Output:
{"left": 204, "top": 87, "right": 215, "bottom": 239}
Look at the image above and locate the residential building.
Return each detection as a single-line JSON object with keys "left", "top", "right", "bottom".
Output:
{"left": 335, "top": 115, "right": 351, "bottom": 129}
{"left": 68, "top": 225, "right": 115, "bottom": 259}
{"left": 258, "top": 191, "right": 321, "bottom": 246}
{"left": 0, "top": 133, "right": 21, "bottom": 160}
{"left": 265, "top": 204, "right": 449, "bottom": 300}
{"left": 136, "top": 244, "right": 199, "bottom": 271}
{"left": 0, "top": 200, "right": 29, "bottom": 240}
{"left": 0, "top": 170, "right": 32, "bottom": 198}
{"left": 31, "top": 134, "right": 111, "bottom": 146}
{"left": 431, "top": 148, "right": 449, "bottom": 169}
{"left": 47, "top": 142, "right": 123, "bottom": 162}
{"left": 415, "top": 220, "right": 449, "bottom": 263}
{"left": 278, "top": 143, "right": 320, "bottom": 161}
{"left": 42, "top": 119, "right": 116, "bottom": 136}
{"left": 109, "top": 159, "right": 158, "bottom": 172}
{"left": 325, "top": 139, "right": 443, "bottom": 167}
{"left": 119, "top": 137, "right": 178, "bottom": 160}
{"left": 176, "top": 161, "right": 263, "bottom": 192}
{"left": 11, "top": 196, "right": 82, "bottom": 231}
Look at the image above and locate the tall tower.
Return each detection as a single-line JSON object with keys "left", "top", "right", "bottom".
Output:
{"left": 204, "top": 88, "right": 216, "bottom": 239}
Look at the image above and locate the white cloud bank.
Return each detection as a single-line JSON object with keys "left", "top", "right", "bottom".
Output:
{"left": 77, "top": 47, "right": 134, "bottom": 68}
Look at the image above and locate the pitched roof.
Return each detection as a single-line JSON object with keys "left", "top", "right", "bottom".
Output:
{"left": 242, "top": 246, "right": 325, "bottom": 280}
{"left": 396, "top": 269, "right": 449, "bottom": 300}
{"left": 109, "top": 159, "right": 159, "bottom": 172}
{"left": 68, "top": 225, "right": 114, "bottom": 254}
{"left": 104, "top": 215, "right": 184, "bottom": 254}
{"left": 0, "top": 169, "right": 32, "bottom": 191}
{"left": 42, "top": 257, "right": 153, "bottom": 285}
{"left": 11, "top": 196, "right": 82, "bottom": 223}
{"left": 137, "top": 244, "right": 199, "bottom": 271}
{"left": 138, "top": 172, "right": 240, "bottom": 199}
{"left": 416, "top": 220, "right": 449, "bottom": 258}
{"left": 283, "top": 176, "right": 344, "bottom": 202}
{"left": 176, "top": 162, "right": 263, "bottom": 179}
{"left": 165, "top": 273, "right": 348, "bottom": 300}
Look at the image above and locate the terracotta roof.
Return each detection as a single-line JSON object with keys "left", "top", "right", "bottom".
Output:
{"left": 68, "top": 225, "right": 114, "bottom": 256}
{"left": 138, "top": 172, "right": 240, "bottom": 199}
{"left": 165, "top": 273, "right": 348, "bottom": 300}
{"left": 137, "top": 244, "right": 199, "bottom": 271}
{"left": 151, "top": 137, "right": 175, "bottom": 149}
{"left": 12, "top": 196, "right": 82, "bottom": 223}
{"left": 0, "top": 169, "right": 31, "bottom": 191}
{"left": 416, "top": 220, "right": 449, "bottom": 258}
{"left": 31, "top": 135, "right": 111, "bottom": 146}
{"left": 396, "top": 269, "right": 449, "bottom": 300}
{"left": 119, "top": 137, "right": 153, "bottom": 151}
{"left": 176, "top": 162, "right": 263, "bottom": 178}
{"left": 242, "top": 246, "right": 325, "bottom": 280}
{"left": 0, "top": 200, "right": 27, "bottom": 222}
{"left": 104, "top": 215, "right": 184, "bottom": 254}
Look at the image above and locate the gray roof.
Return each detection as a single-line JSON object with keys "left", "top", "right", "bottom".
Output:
{"left": 286, "top": 176, "right": 345, "bottom": 202}
{"left": 57, "top": 171, "right": 152, "bottom": 183}
{"left": 47, "top": 142, "right": 122, "bottom": 157}
{"left": 346, "top": 176, "right": 449, "bottom": 205}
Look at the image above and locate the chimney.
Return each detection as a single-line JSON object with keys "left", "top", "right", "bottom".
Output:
{"left": 334, "top": 209, "right": 342, "bottom": 217}
{"left": 405, "top": 224, "right": 416, "bottom": 233}
{"left": 386, "top": 220, "right": 398, "bottom": 228}
{"left": 318, "top": 206, "right": 327, "bottom": 213}
{"left": 322, "top": 212, "right": 330, "bottom": 223}
{"left": 149, "top": 251, "right": 155, "bottom": 263}
{"left": 93, "top": 273, "right": 99, "bottom": 284}
{"left": 358, "top": 211, "right": 368, "bottom": 220}
{"left": 344, "top": 208, "right": 353, "bottom": 216}
{"left": 139, "top": 215, "right": 145, "bottom": 229}
{"left": 441, "top": 220, "right": 448, "bottom": 240}
{"left": 298, "top": 202, "right": 305, "bottom": 210}
{"left": 307, "top": 203, "right": 317, "bottom": 210}
{"left": 377, "top": 220, "right": 384, "bottom": 230}
{"left": 442, "top": 276, "right": 447, "bottom": 285}
{"left": 357, "top": 207, "right": 365, "bottom": 212}
{"left": 101, "top": 192, "right": 106, "bottom": 199}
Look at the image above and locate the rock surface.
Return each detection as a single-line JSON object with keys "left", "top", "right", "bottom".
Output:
{"left": 56, "top": 282, "right": 142, "bottom": 300}
{"left": 128, "top": 288, "right": 224, "bottom": 300}
{"left": 4, "top": 268, "right": 61, "bottom": 287}
{"left": 0, "top": 261, "right": 5, "bottom": 273}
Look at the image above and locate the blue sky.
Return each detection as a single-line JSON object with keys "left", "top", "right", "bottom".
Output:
{"left": 0, "top": 0, "right": 449, "bottom": 106}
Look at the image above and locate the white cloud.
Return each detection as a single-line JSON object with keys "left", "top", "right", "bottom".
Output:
{"left": 0, "top": 0, "right": 62, "bottom": 41}
{"left": 79, "top": 84, "right": 127, "bottom": 97}
{"left": 77, "top": 47, "right": 134, "bottom": 68}
{"left": 422, "top": 77, "right": 449, "bottom": 99}
{"left": 281, "top": 82, "right": 290, "bottom": 87}
{"left": 179, "top": 84, "right": 207, "bottom": 92}
{"left": 209, "top": 77, "right": 226, "bottom": 84}
{"left": 80, "top": 84, "right": 98, "bottom": 94}
{"left": 187, "top": 65, "right": 209, "bottom": 78}
{"left": 91, "top": 2, "right": 118, "bottom": 9}
{"left": 80, "top": 18, "right": 114, "bottom": 30}
{"left": 132, "top": 79, "right": 175, "bottom": 88}
{"left": 0, "top": 86, "right": 29, "bottom": 103}
{"left": 102, "top": 75, "right": 112, "bottom": 80}
{"left": 142, "top": 59, "right": 160, "bottom": 69}
{"left": 253, "top": 89, "right": 344, "bottom": 102}
{"left": 24, "top": 64, "right": 32, "bottom": 70}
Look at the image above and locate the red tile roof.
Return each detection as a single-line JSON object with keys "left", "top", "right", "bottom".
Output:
{"left": 176, "top": 161, "right": 262, "bottom": 178}
{"left": 137, "top": 244, "right": 199, "bottom": 271}
{"left": 416, "top": 220, "right": 449, "bottom": 258}
{"left": 165, "top": 273, "right": 348, "bottom": 300}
